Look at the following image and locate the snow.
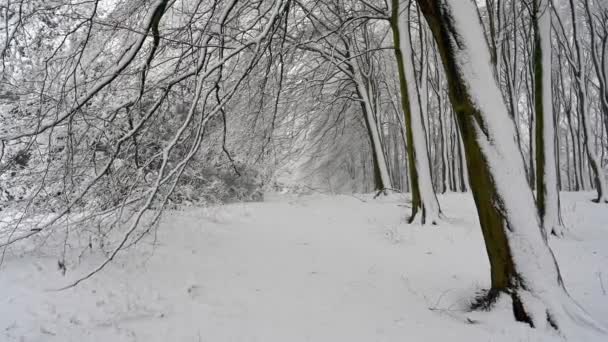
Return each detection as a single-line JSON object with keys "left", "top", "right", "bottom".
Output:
{"left": 442, "top": 0, "right": 604, "bottom": 335}
{"left": 538, "top": 0, "right": 564, "bottom": 235}
{"left": 1, "top": 0, "right": 169, "bottom": 141}
{"left": 1, "top": 192, "right": 607, "bottom": 341}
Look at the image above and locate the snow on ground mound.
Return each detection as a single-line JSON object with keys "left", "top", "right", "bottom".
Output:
{"left": 1, "top": 192, "right": 607, "bottom": 341}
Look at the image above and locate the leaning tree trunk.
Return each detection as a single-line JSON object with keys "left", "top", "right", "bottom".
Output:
{"left": 390, "top": 0, "right": 442, "bottom": 224}
{"left": 533, "top": 0, "right": 565, "bottom": 236}
{"left": 354, "top": 77, "right": 393, "bottom": 194}
{"left": 357, "top": 79, "right": 393, "bottom": 194}
{"left": 360, "top": 99, "right": 388, "bottom": 192}
{"left": 345, "top": 39, "right": 393, "bottom": 195}
{"left": 416, "top": 0, "right": 604, "bottom": 334}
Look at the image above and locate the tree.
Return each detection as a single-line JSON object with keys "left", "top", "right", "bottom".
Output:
{"left": 416, "top": 0, "right": 603, "bottom": 333}
{"left": 290, "top": 0, "right": 397, "bottom": 194}
{"left": 0, "top": 0, "right": 292, "bottom": 284}
{"left": 557, "top": 0, "right": 608, "bottom": 202}
{"left": 390, "top": 0, "right": 442, "bottom": 224}
{"left": 532, "top": 0, "right": 565, "bottom": 236}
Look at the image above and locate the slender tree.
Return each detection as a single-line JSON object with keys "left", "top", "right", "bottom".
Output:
{"left": 390, "top": 0, "right": 442, "bottom": 224}
{"left": 533, "top": 0, "right": 565, "bottom": 236}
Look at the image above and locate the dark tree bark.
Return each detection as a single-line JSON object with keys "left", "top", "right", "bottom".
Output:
{"left": 390, "top": 0, "right": 442, "bottom": 224}
{"left": 532, "top": 0, "right": 565, "bottom": 236}
{"left": 414, "top": 0, "right": 603, "bottom": 333}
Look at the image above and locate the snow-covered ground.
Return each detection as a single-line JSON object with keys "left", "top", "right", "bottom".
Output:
{"left": 1, "top": 192, "right": 607, "bottom": 341}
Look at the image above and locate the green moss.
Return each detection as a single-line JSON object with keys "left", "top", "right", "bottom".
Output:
{"left": 416, "top": 0, "right": 516, "bottom": 290}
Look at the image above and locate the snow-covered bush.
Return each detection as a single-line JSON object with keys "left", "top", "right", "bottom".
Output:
{"left": 168, "top": 162, "right": 264, "bottom": 207}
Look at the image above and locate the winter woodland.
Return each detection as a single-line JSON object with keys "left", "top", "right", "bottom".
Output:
{"left": 1, "top": 0, "right": 608, "bottom": 341}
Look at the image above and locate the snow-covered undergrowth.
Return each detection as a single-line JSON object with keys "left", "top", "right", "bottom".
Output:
{"left": 1, "top": 192, "right": 607, "bottom": 341}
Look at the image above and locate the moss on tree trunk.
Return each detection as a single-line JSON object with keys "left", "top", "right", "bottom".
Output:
{"left": 413, "top": 1, "right": 603, "bottom": 333}
{"left": 390, "top": 0, "right": 425, "bottom": 222}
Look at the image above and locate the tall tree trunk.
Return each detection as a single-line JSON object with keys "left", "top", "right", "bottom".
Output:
{"left": 392, "top": 126, "right": 403, "bottom": 191}
{"left": 457, "top": 124, "right": 468, "bottom": 192}
{"left": 438, "top": 85, "right": 448, "bottom": 193}
{"left": 390, "top": 0, "right": 442, "bottom": 224}
{"left": 416, "top": 0, "right": 603, "bottom": 333}
{"left": 354, "top": 79, "right": 393, "bottom": 194}
{"left": 553, "top": 77, "right": 563, "bottom": 192}
{"left": 533, "top": 0, "right": 565, "bottom": 236}
{"left": 360, "top": 100, "right": 386, "bottom": 192}
{"left": 565, "top": 124, "right": 572, "bottom": 190}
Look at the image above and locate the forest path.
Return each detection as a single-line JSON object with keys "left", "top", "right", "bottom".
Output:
{"left": 1, "top": 192, "right": 607, "bottom": 341}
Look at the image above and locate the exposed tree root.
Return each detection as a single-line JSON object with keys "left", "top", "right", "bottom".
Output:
{"left": 550, "top": 224, "right": 567, "bottom": 238}
{"left": 407, "top": 205, "right": 442, "bottom": 225}
{"left": 470, "top": 288, "right": 501, "bottom": 311}
{"left": 469, "top": 287, "right": 607, "bottom": 338}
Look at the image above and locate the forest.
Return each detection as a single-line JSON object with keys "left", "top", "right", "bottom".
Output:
{"left": 1, "top": 0, "right": 608, "bottom": 341}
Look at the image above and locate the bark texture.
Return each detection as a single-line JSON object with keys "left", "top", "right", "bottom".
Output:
{"left": 415, "top": 0, "right": 604, "bottom": 334}
{"left": 533, "top": 0, "right": 565, "bottom": 236}
{"left": 390, "top": 0, "right": 442, "bottom": 224}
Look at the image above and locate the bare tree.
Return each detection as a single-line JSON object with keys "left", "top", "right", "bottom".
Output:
{"left": 391, "top": 0, "right": 442, "bottom": 224}
{"left": 532, "top": 0, "right": 565, "bottom": 236}
{"left": 416, "top": 0, "right": 603, "bottom": 333}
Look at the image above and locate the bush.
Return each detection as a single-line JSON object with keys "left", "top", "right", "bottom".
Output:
{"left": 168, "top": 161, "right": 264, "bottom": 207}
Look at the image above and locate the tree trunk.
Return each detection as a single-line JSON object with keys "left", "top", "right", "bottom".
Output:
{"left": 355, "top": 83, "right": 393, "bottom": 194}
{"left": 533, "top": 0, "right": 565, "bottom": 236}
{"left": 456, "top": 124, "right": 468, "bottom": 192}
{"left": 390, "top": 0, "right": 442, "bottom": 224}
{"left": 416, "top": 0, "right": 603, "bottom": 334}
{"left": 360, "top": 100, "right": 386, "bottom": 192}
